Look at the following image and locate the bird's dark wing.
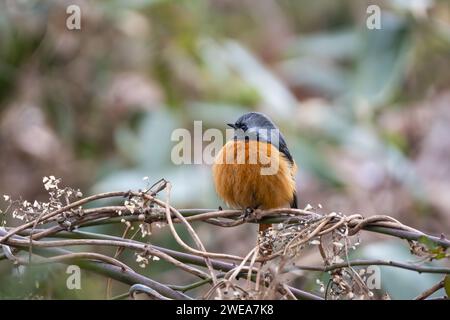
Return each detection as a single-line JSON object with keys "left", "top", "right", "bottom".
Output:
{"left": 290, "top": 192, "right": 298, "bottom": 209}
{"left": 278, "top": 135, "right": 294, "bottom": 164}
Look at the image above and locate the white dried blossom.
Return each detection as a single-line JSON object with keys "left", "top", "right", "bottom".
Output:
{"left": 333, "top": 242, "right": 344, "bottom": 248}
{"left": 315, "top": 279, "right": 326, "bottom": 293}
{"left": 139, "top": 223, "right": 151, "bottom": 238}
{"left": 136, "top": 255, "right": 145, "bottom": 262}
{"left": 310, "top": 239, "right": 320, "bottom": 245}
{"left": 304, "top": 204, "right": 313, "bottom": 211}
{"left": 152, "top": 256, "right": 160, "bottom": 261}
{"left": 12, "top": 210, "right": 25, "bottom": 221}
{"left": 43, "top": 176, "right": 60, "bottom": 191}
{"left": 3, "top": 195, "right": 9, "bottom": 201}
{"left": 135, "top": 254, "right": 148, "bottom": 268}
{"left": 124, "top": 200, "right": 135, "bottom": 214}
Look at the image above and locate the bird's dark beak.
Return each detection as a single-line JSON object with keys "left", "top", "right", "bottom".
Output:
{"left": 227, "top": 123, "right": 236, "bottom": 129}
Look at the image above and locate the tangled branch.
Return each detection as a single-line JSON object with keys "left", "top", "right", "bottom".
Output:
{"left": 0, "top": 177, "right": 448, "bottom": 300}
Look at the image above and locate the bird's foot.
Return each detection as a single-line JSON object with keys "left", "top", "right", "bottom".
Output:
{"left": 243, "top": 207, "right": 262, "bottom": 222}
{"left": 242, "top": 207, "right": 254, "bottom": 222}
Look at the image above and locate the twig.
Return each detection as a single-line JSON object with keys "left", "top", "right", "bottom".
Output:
{"left": 291, "top": 259, "right": 450, "bottom": 275}
{"left": 129, "top": 284, "right": 172, "bottom": 300}
{"left": 414, "top": 278, "right": 445, "bottom": 300}
{"left": 162, "top": 182, "right": 221, "bottom": 298}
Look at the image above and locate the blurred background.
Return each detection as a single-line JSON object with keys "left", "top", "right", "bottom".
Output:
{"left": 0, "top": 0, "right": 449, "bottom": 299}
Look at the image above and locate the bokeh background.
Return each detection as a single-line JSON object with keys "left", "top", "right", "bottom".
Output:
{"left": 0, "top": 0, "right": 449, "bottom": 299}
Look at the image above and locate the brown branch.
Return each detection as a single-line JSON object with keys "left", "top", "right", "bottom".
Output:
{"left": 414, "top": 278, "right": 445, "bottom": 300}
{"left": 2, "top": 242, "right": 192, "bottom": 300}
{"left": 290, "top": 259, "right": 450, "bottom": 275}
{"left": 1, "top": 185, "right": 449, "bottom": 300}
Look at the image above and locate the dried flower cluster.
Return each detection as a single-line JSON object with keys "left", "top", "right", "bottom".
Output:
{"left": 210, "top": 206, "right": 370, "bottom": 300}
{"left": 2, "top": 176, "right": 83, "bottom": 224}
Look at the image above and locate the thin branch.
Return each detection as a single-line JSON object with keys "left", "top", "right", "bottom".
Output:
{"left": 414, "top": 278, "right": 445, "bottom": 300}
{"left": 129, "top": 284, "right": 172, "bottom": 300}
{"left": 291, "top": 259, "right": 450, "bottom": 275}
{"left": 16, "top": 244, "right": 193, "bottom": 300}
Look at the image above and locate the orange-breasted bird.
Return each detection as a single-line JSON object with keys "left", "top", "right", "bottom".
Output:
{"left": 212, "top": 112, "right": 298, "bottom": 234}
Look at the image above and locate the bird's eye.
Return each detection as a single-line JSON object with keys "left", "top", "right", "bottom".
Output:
{"left": 240, "top": 123, "right": 248, "bottom": 131}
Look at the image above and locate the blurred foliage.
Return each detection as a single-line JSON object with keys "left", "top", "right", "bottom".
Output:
{"left": 0, "top": 0, "right": 450, "bottom": 299}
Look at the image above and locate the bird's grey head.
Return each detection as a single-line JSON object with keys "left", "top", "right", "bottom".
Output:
{"left": 226, "top": 112, "right": 293, "bottom": 163}
{"left": 227, "top": 112, "right": 278, "bottom": 133}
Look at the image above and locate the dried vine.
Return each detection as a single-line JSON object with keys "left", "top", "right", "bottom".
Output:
{"left": 0, "top": 177, "right": 449, "bottom": 300}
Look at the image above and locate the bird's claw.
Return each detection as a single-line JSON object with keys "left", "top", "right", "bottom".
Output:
{"left": 243, "top": 207, "right": 261, "bottom": 222}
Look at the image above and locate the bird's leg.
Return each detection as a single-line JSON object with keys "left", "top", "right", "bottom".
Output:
{"left": 243, "top": 207, "right": 254, "bottom": 222}
{"left": 243, "top": 206, "right": 263, "bottom": 222}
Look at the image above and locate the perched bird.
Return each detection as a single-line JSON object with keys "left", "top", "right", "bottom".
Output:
{"left": 212, "top": 112, "right": 298, "bottom": 234}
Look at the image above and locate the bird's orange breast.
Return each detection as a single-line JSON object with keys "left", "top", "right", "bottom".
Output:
{"left": 212, "top": 140, "right": 297, "bottom": 210}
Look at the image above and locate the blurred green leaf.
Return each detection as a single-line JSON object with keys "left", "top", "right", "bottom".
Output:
{"left": 287, "top": 29, "right": 360, "bottom": 61}
{"left": 221, "top": 40, "right": 298, "bottom": 119}
{"left": 444, "top": 275, "right": 450, "bottom": 298}
{"left": 350, "top": 13, "right": 411, "bottom": 107}
{"left": 418, "top": 235, "right": 439, "bottom": 250}
{"left": 292, "top": 138, "right": 343, "bottom": 188}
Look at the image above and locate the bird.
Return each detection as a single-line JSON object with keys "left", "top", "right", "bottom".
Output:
{"left": 212, "top": 112, "right": 298, "bottom": 235}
